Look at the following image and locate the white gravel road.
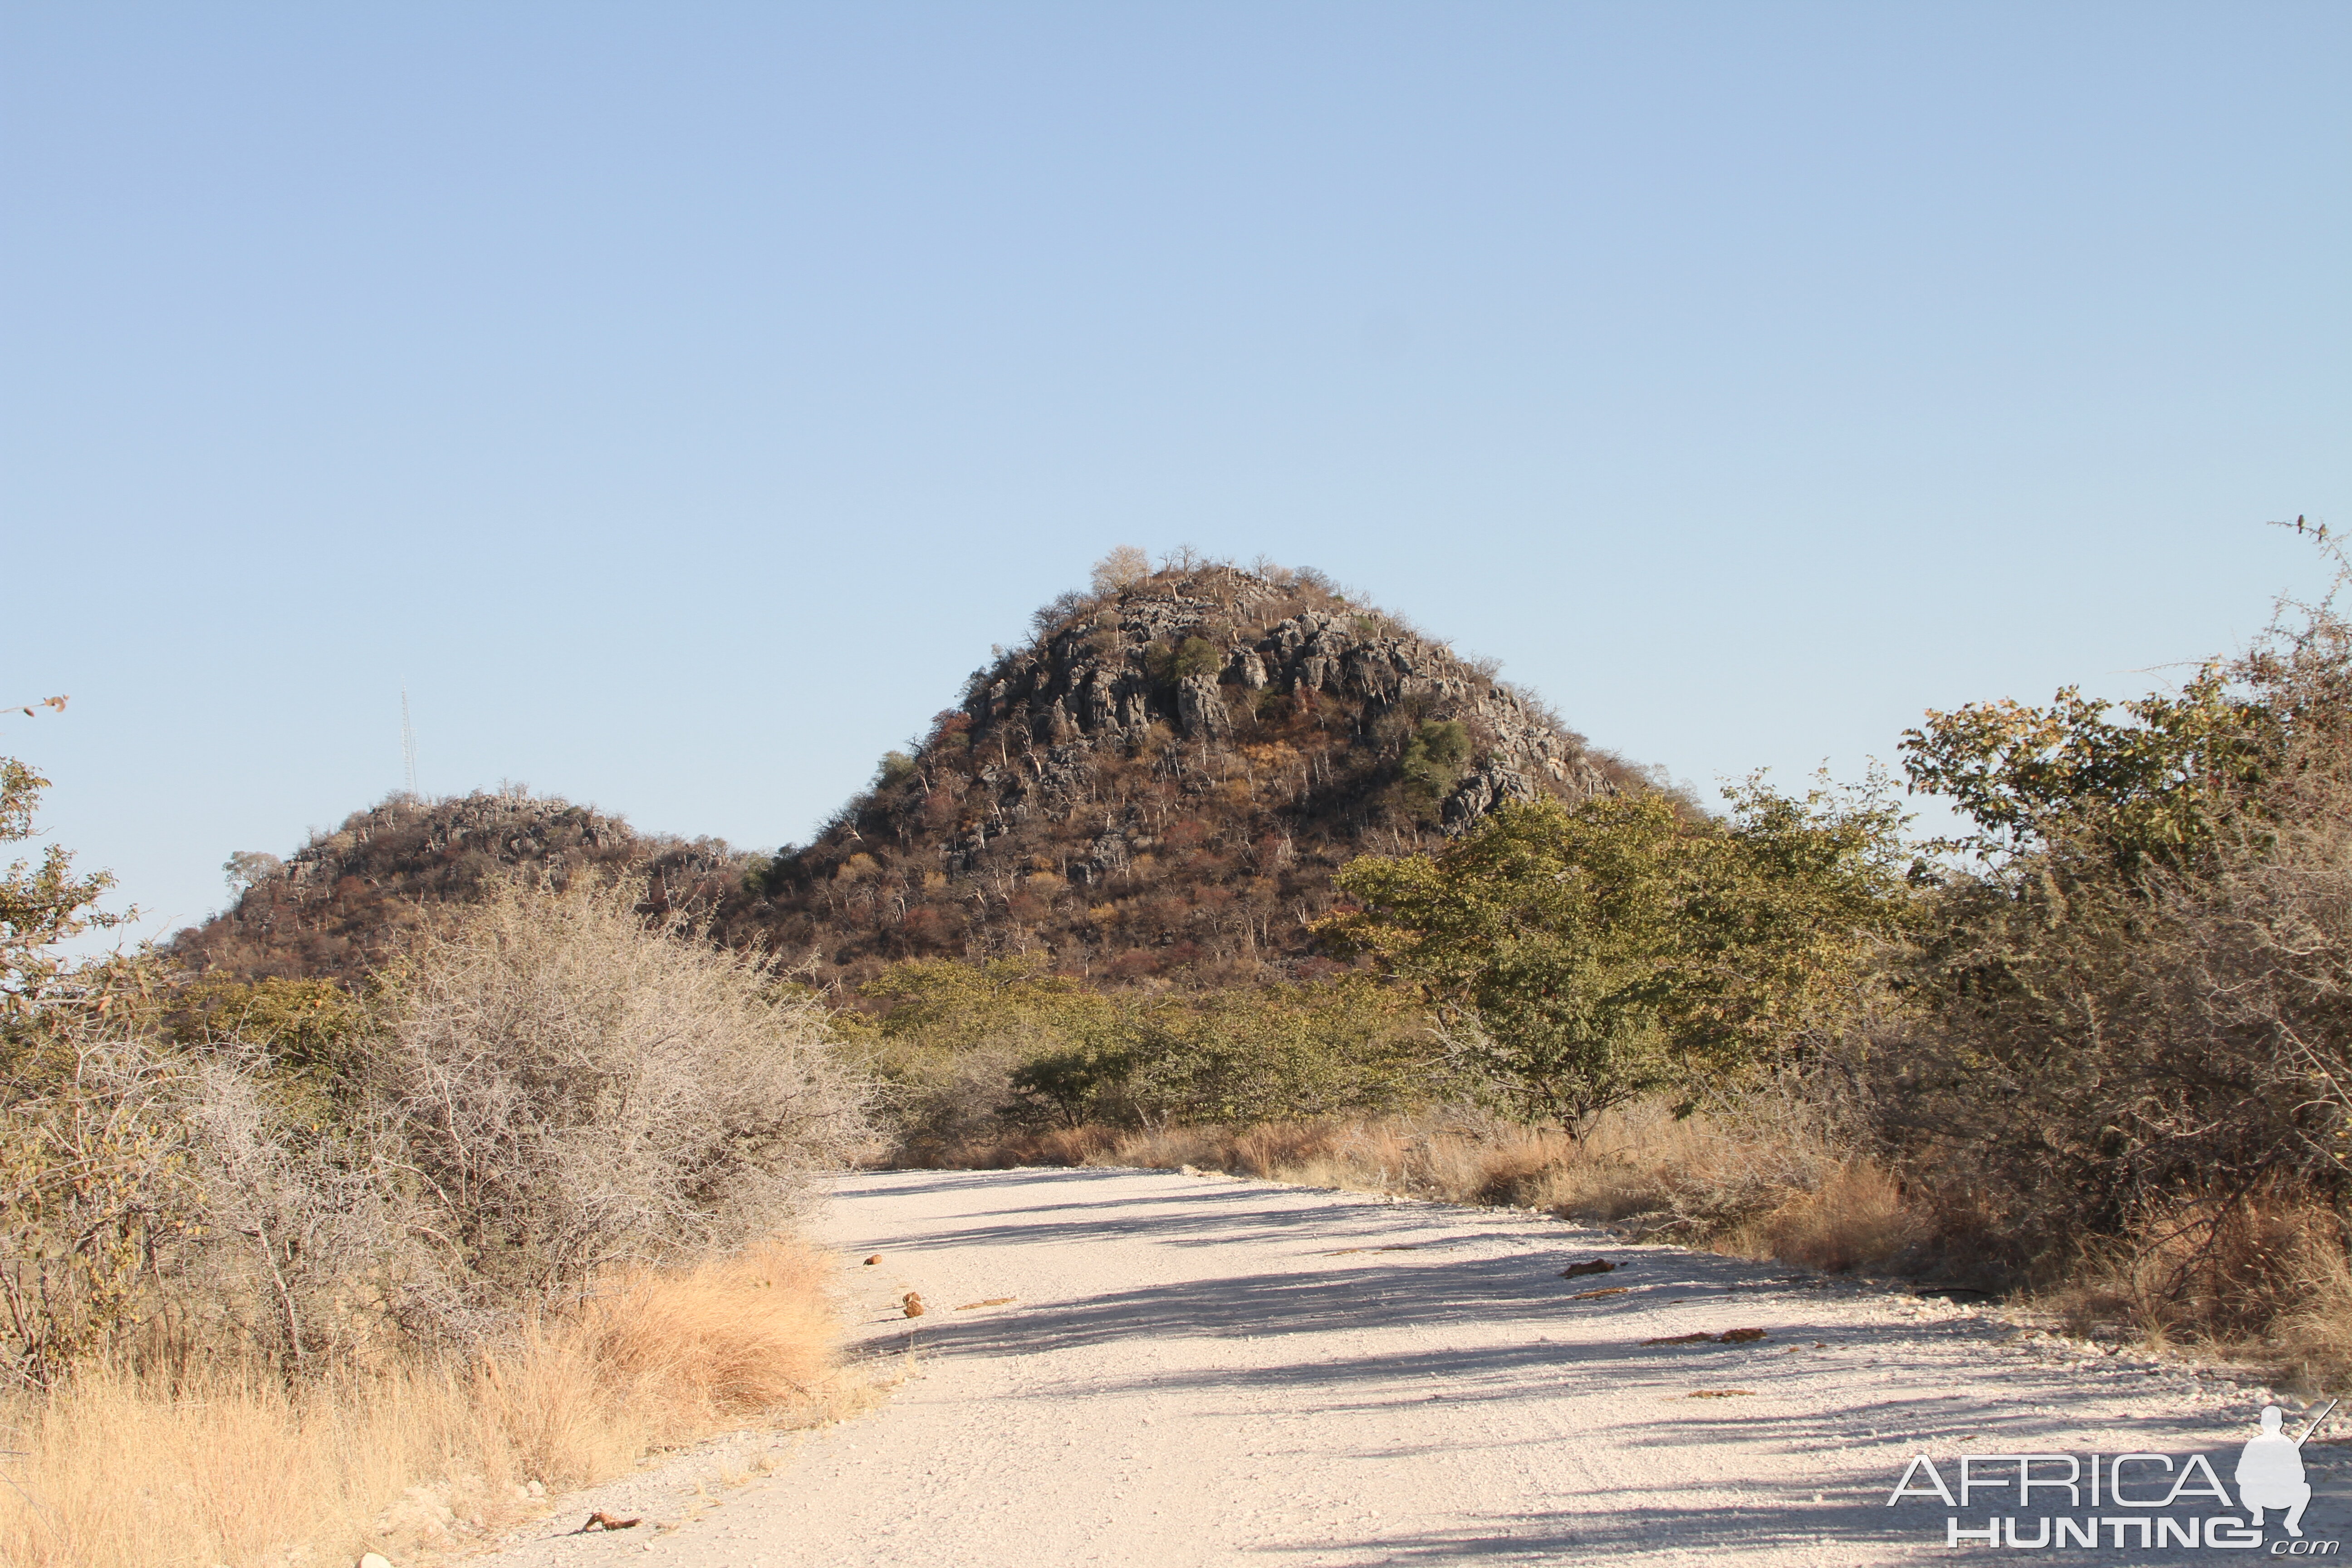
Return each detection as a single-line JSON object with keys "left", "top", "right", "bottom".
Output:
{"left": 479, "top": 1166, "right": 2345, "bottom": 1566}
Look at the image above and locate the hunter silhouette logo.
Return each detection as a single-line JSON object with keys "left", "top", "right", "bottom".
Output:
{"left": 1884, "top": 1401, "right": 2337, "bottom": 1552}
{"left": 2240, "top": 1401, "right": 2330, "bottom": 1539}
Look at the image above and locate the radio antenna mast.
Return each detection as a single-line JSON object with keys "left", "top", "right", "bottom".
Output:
{"left": 401, "top": 686, "right": 419, "bottom": 799}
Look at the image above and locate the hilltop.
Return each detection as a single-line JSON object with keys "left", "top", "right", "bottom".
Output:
{"left": 172, "top": 790, "right": 745, "bottom": 983}
{"left": 727, "top": 554, "right": 1641, "bottom": 988}
{"left": 173, "top": 555, "right": 1642, "bottom": 989}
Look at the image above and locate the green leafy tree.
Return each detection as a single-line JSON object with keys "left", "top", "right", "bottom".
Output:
{"left": 1397, "top": 719, "right": 1472, "bottom": 822}
{"left": 165, "top": 976, "right": 374, "bottom": 1119}
{"left": 1111, "top": 978, "right": 1441, "bottom": 1126}
{"left": 1899, "top": 667, "right": 2273, "bottom": 877}
{"left": 1, "top": 756, "right": 125, "bottom": 1014}
{"left": 1007, "top": 1038, "right": 1138, "bottom": 1128}
{"left": 1323, "top": 781, "right": 1912, "bottom": 1134}
{"left": 1143, "top": 635, "right": 1226, "bottom": 685}
{"left": 854, "top": 954, "right": 1124, "bottom": 1143}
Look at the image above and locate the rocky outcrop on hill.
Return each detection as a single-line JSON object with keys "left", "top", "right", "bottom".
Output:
{"left": 737, "top": 559, "right": 1638, "bottom": 988}
{"left": 981, "top": 585, "right": 1609, "bottom": 833}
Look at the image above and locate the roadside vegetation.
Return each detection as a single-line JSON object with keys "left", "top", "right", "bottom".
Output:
{"left": 0, "top": 777, "right": 870, "bottom": 1568}
{"left": 868, "top": 541, "right": 2352, "bottom": 1391}
{"left": 14, "top": 538, "right": 2352, "bottom": 1564}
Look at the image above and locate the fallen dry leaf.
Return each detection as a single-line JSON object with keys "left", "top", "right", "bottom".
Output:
{"left": 1560, "top": 1259, "right": 1616, "bottom": 1279}
{"left": 578, "top": 1512, "right": 641, "bottom": 1532}
{"left": 902, "top": 1292, "right": 926, "bottom": 1318}
{"left": 1571, "top": 1286, "right": 1630, "bottom": 1300}
{"left": 956, "top": 1297, "right": 1016, "bottom": 1310}
{"left": 863, "top": 1254, "right": 882, "bottom": 1265}
{"left": 1688, "top": 1389, "right": 1757, "bottom": 1399}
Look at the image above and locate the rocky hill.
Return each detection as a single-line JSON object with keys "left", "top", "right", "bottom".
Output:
{"left": 172, "top": 789, "right": 745, "bottom": 983}
{"left": 728, "top": 557, "right": 1639, "bottom": 988}
{"left": 173, "top": 557, "right": 1642, "bottom": 990}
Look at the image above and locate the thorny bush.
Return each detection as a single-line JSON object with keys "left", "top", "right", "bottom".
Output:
{"left": 0, "top": 864, "right": 870, "bottom": 1387}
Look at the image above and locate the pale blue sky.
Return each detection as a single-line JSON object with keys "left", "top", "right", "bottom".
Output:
{"left": 5, "top": 2, "right": 2345, "bottom": 948}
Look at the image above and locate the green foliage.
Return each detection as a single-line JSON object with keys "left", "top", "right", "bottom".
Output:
{"left": 1111, "top": 979, "right": 1441, "bottom": 1126}
{"left": 166, "top": 977, "right": 373, "bottom": 1118}
{"left": 1142, "top": 635, "right": 1226, "bottom": 686}
{"left": 860, "top": 953, "right": 1109, "bottom": 1046}
{"left": 1006, "top": 1042, "right": 1135, "bottom": 1129}
{"left": 1396, "top": 719, "right": 1472, "bottom": 822}
{"left": 1173, "top": 635, "right": 1224, "bottom": 680}
{"left": 851, "top": 956, "right": 1444, "bottom": 1143}
{"left": 1, "top": 757, "right": 123, "bottom": 1012}
{"left": 1899, "top": 666, "right": 2272, "bottom": 877}
{"left": 875, "top": 750, "right": 921, "bottom": 790}
{"left": 1324, "top": 782, "right": 1913, "bottom": 1133}
{"left": 852, "top": 954, "right": 1123, "bottom": 1145}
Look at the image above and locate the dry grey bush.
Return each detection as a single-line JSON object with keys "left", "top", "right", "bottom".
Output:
{"left": 3, "top": 872, "right": 872, "bottom": 1383}
{"left": 1, "top": 1019, "right": 403, "bottom": 1382}
{"left": 174, "top": 1047, "right": 424, "bottom": 1368}
{"left": 1089, "top": 545, "right": 1151, "bottom": 595}
{"left": 2156, "top": 808, "right": 2352, "bottom": 1181}
{"left": 373, "top": 874, "right": 871, "bottom": 1338}
{"left": 1, "top": 1028, "right": 198, "bottom": 1387}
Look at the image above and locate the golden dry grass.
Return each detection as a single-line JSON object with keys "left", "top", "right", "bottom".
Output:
{"left": 0, "top": 1239, "right": 837, "bottom": 1568}
{"left": 980, "top": 1113, "right": 2352, "bottom": 1386}
{"left": 1737, "top": 1162, "right": 1928, "bottom": 1275}
{"left": 938, "top": 1104, "right": 1926, "bottom": 1279}
{"left": 2055, "top": 1191, "right": 2352, "bottom": 1388}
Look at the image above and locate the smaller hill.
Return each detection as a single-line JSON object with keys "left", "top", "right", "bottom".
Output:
{"left": 172, "top": 789, "right": 746, "bottom": 983}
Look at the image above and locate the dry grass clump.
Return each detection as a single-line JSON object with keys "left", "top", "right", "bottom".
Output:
{"left": 2054, "top": 1193, "right": 2352, "bottom": 1387}
{"left": 1737, "top": 1162, "right": 1927, "bottom": 1275}
{"left": 931, "top": 1100, "right": 1929, "bottom": 1279}
{"left": 0, "top": 1239, "right": 837, "bottom": 1568}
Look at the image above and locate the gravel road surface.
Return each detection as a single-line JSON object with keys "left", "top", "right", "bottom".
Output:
{"left": 479, "top": 1166, "right": 2344, "bottom": 1565}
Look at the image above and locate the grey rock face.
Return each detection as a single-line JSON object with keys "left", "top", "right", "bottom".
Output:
{"left": 1176, "top": 673, "right": 1231, "bottom": 738}
{"left": 955, "top": 563, "right": 1612, "bottom": 838}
